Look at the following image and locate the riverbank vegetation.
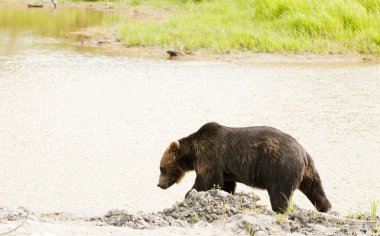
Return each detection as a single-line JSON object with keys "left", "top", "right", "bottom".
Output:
{"left": 113, "top": 0, "right": 380, "bottom": 55}
{"left": 6, "top": 0, "right": 380, "bottom": 55}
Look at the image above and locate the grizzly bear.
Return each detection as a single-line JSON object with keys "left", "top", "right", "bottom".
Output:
{"left": 157, "top": 122, "right": 331, "bottom": 213}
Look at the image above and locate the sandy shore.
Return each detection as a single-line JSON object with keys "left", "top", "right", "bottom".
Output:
{"left": 1, "top": 190, "right": 379, "bottom": 236}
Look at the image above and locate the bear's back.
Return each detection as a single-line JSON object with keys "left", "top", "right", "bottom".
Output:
{"left": 195, "top": 123, "right": 307, "bottom": 160}
{"left": 197, "top": 123, "right": 298, "bottom": 143}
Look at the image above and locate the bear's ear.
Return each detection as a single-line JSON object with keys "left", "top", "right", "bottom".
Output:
{"left": 170, "top": 140, "right": 180, "bottom": 150}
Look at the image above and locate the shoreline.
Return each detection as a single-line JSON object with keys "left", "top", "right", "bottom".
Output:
{"left": 1, "top": 0, "right": 379, "bottom": 65}
{"left": 63, "top": 0, "right": 380, "bottom": 65}
{"left": 1, "top": 190, "right": 379, "bottom": 236}
{"left": 71, "top": 27, "right": 380, "bottom": 65}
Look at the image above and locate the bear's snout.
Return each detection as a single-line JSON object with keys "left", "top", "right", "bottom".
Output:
{"left": 157, "top": 183, "right": 168, "bottom": 189}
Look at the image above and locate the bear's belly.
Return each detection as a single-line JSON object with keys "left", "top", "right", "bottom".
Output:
{"left": 224, "top": 172, "right": 266, "bottom": 189}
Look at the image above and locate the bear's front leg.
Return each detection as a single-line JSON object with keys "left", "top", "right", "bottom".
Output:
{"left": 185, "top": 172, "right": 223, "bottom": 198}
{"left": 222, "top": 181, "right": 236, "bottom": 194}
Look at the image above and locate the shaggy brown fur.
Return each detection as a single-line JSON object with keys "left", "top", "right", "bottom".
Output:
{"left": 157, "top": 122, "right": 331, "bottom": 213}
{"left": 158, "top": 141, "right": 185, "bottom": 189}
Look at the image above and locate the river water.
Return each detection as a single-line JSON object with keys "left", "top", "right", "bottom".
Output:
{"left": 0, "top": 6, "right": 379, "bottom": 216}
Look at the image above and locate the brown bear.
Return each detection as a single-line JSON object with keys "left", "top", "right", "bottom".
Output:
{"left": 157, "top": 122, "right": 331, "bottom": 213}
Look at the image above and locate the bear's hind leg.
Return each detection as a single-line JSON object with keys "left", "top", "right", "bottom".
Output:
{"left": 267, "top": 186, "right": 293, "bottom": 213}
{"left": 222, "top": 181, "right": 236, "bottom": 194}
{"left": 299, "top": 170, "right": 331, "bottom": 212}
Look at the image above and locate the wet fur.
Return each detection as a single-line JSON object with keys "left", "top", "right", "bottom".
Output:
{"left": 158, "top": 122, "right": 331, "bottom": 213}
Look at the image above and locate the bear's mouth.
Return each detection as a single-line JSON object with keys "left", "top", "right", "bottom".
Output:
{"left": 157, "top": 180, "right": 176, "bottom": 189}
{"left": 157, "top": 183, "right": 168, "bottom": 189}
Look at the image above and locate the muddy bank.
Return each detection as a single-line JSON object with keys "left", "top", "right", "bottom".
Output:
{"left": 72, "top": 27, "right": 380, "bottom": 65}
{"left": 1, "top": 190, "right": 379, "bottom": 235}
{"left": 63, "top": 2, "right": 380, "bottom": 65}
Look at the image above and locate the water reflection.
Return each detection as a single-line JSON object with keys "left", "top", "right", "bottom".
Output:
{"left": 0, "top": 7, "right": 118, "bottom": 54}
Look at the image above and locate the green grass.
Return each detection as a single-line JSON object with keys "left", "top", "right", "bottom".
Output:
{"left": 244, "top": 222, "right": 255, "bottom": 236}
{"left": 347, "top": 209, "right": 355, "bottom": 219}
{"left": 281, "top": 192, "right": 296, "bottom": 214}
{"left": 370, "top": 201, "right": 378, "bottom": 220}
{"left": 5, "top": 0, "right": 379, "bottom": 54}
{"left": 117, "top": 0, "right": 380, "bottom": 54}
{"left": 276, "top": 213, "right": 286, "bottom": 224}
{"left": 212, "top": 184, "right": 221, "bottom": 190}
{"left": 192, "top": 213, "right": 200, "bottom": 223}
{"left": 346, "top": 201, "right": 379, "bottom": 221}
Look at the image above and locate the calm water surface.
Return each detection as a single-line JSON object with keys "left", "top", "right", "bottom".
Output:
{"left": 0, "top": 7, "right": 379, "bottom": 216}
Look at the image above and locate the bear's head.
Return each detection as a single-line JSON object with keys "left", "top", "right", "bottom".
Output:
{"left": 157, "top": 140, "right": 185, "bottom": 189}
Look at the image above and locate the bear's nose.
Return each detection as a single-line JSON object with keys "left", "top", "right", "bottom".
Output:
{"left": 157, "top": 183, "right": 167, "bottom": 189}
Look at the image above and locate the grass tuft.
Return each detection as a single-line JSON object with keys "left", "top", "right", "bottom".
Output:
{"left": 276, "top": 213, "right": 286, "bottom": 224}
{"left": 118, "top": 0, "right": 380, "bottom": 54}
{"left": 244, "top": 222, "right": 255, "bottom": 236}
{"left": 346, "top": 201, "right": 379, "bottom": 221}
{"left": 192, "top": 214, "right": 200, "bottom": 223}
{"left": 370, "top": 201, "right": 378, "bottom": 221}
{"left": 281, "top": 192, "right": 296, "bottom": 214}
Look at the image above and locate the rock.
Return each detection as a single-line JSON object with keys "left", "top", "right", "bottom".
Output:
{"left": 0, "top": 207, "right": 30, "bottom": 221}
{"left": 166, "top": 49, "right": 188, "bottom": 58}
{"left": 27, "top": 3, "right": 44, "bottom": 8}
{"left": 193, "top": 220, "right": 211, "bottom": 228}
{"left": 254, "top": 230, "right": 268, "bottom": 236}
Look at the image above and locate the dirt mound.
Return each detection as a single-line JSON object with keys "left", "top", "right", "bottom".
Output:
{"left": 98, "top": 189, "right": 264, "bottom": 229}
{"left": 96, "top": 190, "right": 380, "bottom": 235}
{"left": 1, "top": 190, "right": 379, "bottom": 235}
